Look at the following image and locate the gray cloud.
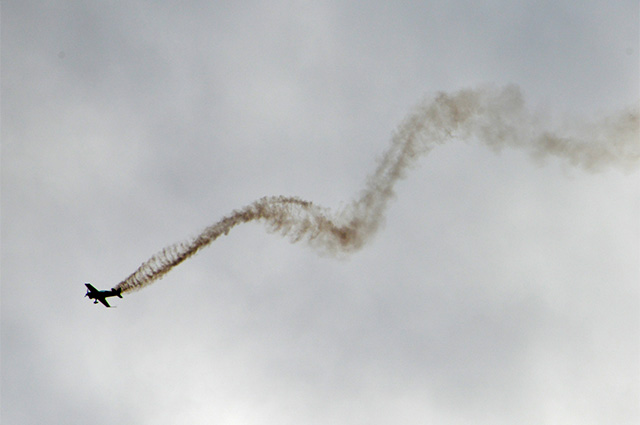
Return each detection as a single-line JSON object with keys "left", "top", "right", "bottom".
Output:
{"left": 2, "top": 1, "right": 638, "bottom": 424}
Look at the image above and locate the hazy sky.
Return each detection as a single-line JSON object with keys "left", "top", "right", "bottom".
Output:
{"left": 2, "top": 1, "right": 638, "bottom": 424}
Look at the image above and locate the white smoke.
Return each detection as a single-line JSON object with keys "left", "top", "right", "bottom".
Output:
{"left": 115, "top": 85, "right": 639, "bottom": 293}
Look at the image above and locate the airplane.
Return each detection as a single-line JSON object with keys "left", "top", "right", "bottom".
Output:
{"left": 84, "top": 283, "right": 122, "bottom": 308}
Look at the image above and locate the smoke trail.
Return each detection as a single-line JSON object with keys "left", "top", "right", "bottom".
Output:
{"left": 115, "top": 85, "right": 639, "bottom": 293}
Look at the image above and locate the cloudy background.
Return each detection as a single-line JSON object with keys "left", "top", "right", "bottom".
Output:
{"left": 2, "top": 1, "right": 638, "bottom": 424}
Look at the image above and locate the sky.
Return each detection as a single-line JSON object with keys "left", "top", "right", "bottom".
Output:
{"left": 2, "top": 1, "right": 639, "bottom": 424}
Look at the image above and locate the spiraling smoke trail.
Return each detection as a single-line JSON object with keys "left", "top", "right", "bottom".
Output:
{"left": 115, "top": 85, "right": 639, "bottom": 293}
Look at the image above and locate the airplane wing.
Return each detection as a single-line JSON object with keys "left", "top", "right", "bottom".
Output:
{"left": 97, "top": 298, "right": 111, "bottom": 308}
{"left": 85, "top": 283, "right": 98, "bottom": 292}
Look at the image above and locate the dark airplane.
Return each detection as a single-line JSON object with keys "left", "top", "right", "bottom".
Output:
{"left": 85, "top": 283, "right": 122, "bottom": 308}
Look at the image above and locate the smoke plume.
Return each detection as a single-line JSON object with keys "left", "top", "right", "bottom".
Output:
{"left": 115, "top": 85, "right": 639, "bottom": 293}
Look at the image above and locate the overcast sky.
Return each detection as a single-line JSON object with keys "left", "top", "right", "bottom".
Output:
{"left": 2, "top": 1, "right": 639, "bottom": 424}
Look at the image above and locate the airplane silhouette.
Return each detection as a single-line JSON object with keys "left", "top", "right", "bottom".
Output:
{"left": 84, "top": 283, "right": 122, "bottom": 308}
